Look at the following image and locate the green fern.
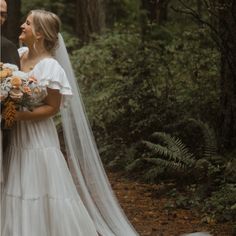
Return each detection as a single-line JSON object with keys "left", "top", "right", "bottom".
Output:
{"left": 143, "top": 132, "right": 195, "bottom": 168}
{"left": 127, "top": 127, "right": 222, "bottom": 182}
{"left": 144, "top": 157, "right": 187, "bottom": 172}
{"left": 187, "top": 119, "right": 217, "bottom": 159}
{"left": 126, "top": 132, "right": 197, "bottom": 180}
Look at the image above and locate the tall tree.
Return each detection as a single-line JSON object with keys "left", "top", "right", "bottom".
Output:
{"left": 197, "top": 0, "right": 202, "bottom": 17}
{"left": 175, "top": 0, "right": 236, "bottom": 150}
{"left": 75, "top": 0, "right": 105, "bottom": 42}
{"left": 217, "top": 0, "right": 236, "bottom": 149}
{"left": 3, "top": 0, "right": 21, "bottom": 45}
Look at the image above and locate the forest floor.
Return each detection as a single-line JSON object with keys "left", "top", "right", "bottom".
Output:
{"left": 107, "top": 171, "right": 234, "bottom": 236}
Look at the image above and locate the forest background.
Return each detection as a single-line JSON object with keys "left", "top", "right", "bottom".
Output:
{"left": 3, "top": 0, "right": 236, "bottom": 231}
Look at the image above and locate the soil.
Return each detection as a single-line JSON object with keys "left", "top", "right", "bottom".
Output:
{"left": 107, "top": 171, "right": 234, "bottom": 236}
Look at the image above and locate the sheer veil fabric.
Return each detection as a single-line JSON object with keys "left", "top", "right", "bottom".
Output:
{"left": 55, "top": 34, "right": 139, "bottom": 236}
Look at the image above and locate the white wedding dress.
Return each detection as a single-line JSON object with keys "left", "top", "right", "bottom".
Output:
{"left": 1, "top": 48, "right": 98, "bottom": 236}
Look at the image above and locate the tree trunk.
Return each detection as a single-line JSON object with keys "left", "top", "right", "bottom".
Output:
{"left": 75, "top": 0, "right": 105, "bottom": 43}
{"left": 156, "top": 0, "right": 170, "bottom": 24}
{"left": 3, "top": 0, "right": 21, "bottom": 45}
{"left": 218, "top": 1, "right": 236, "bottom": 150}
{"left": 197, "top": 0, "right": 203, "bottom": 17}
{"left": 140, "top": 0, "right": 170, "bottom": 24}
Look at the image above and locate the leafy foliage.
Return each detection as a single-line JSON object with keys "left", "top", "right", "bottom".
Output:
{"left": 71, "top": 23, "right": 220, "bottom": 159}
{"left": 203, "top": 183, "right": 236, "bottom": 222}
{"left": 71, "top": 26, "right": 161, "bottom": 146}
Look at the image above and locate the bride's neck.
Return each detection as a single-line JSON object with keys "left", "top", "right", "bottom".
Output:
{"left": 27, "top": 44, "right": 51, "bottom": 60}
{"left": 21, "top": 44, "right": 52, "bottom": 72}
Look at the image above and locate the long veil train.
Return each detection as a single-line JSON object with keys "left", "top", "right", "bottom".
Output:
{"left": 55, "top": 34, "right": 139, "bottom": 236}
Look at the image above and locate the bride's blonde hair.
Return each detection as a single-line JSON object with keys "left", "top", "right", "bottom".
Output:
{"left": 29, "top": 9, "right": 61, "bottom": 54}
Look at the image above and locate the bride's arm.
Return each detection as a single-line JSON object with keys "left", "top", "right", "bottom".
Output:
{"left": 15, "top": 88, "right": 62, "bottom": 121}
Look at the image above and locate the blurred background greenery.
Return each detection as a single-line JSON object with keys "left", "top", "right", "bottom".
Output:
{"left": 3, "top": 0, "right": 236, "bottom": 227}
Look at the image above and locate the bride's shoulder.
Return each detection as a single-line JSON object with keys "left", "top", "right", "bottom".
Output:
{"left": 36, "top": 58, "right": 66, "bottom": 79}
{"left": 39, "top": 57, "right": 64, "bottom": 72}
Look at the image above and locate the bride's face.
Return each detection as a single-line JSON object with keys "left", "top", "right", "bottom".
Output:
{"left": 19, "top": 14, "right": 35, "bottom": 45}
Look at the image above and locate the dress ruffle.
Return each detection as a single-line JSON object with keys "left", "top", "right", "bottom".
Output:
{"left": 17, "top": 47, "right": 73, "bottom": 107}
{"left": 2, "top": 194, "right": 98, "bottom": 236}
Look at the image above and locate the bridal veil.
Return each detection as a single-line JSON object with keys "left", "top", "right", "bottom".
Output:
{"left": 55, "top": 33, "right": 139, "bottom": 236}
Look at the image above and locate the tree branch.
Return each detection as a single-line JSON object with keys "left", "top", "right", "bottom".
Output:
{"left": 172, "top": 2, "right": 236, "bottom": 78}
{"left": 171, "top": 6, "right": 219, "bottom": 39}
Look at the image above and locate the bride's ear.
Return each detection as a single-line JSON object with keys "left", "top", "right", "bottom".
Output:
{"left": 35, "top": 31, "right": 43, "bottom": 41}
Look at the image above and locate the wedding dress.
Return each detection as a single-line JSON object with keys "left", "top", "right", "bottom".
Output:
{"left": 1, "top": 49, "right": 99, "bottom": 236}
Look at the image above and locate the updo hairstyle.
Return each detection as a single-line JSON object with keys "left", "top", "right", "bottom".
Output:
{"left": 30, "top": 10, "right": 61, "bottom": 54}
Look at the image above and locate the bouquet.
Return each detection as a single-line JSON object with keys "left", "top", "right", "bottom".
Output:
{"left": 0, "top": 62, "right": 47, "bottom": 128}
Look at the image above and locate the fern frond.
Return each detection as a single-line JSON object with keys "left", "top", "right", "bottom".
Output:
{"left": 142, "top": 140, "right": 177, "bottom": 160}
{"left": 143, "top": 157, "right": 187, "bottom": 172}
{"left": 187, "top": 119, "right": 217, "bottom": 159}
{"left": 147, "top": 132, "right": 195, "bottom": 167}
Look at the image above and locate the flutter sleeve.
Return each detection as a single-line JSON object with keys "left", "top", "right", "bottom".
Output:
{"left": 32, "top": 58, "right": 73, "bottom": 106}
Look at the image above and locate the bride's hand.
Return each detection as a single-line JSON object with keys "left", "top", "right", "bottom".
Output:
{"left": 15, "top": 88, "right": 62, "bottom": 121}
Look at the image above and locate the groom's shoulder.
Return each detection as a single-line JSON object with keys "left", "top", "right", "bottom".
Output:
{"left": 1, "top": 36, "right": 20, "bottom": 68}
{"left": 1, "top": 36, "right": 18, "bottom": 56}
{"left": 1, "top": 36, "right": 16, "bottom": 48}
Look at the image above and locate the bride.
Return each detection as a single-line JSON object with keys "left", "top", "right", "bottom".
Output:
{"left": 1, "top": 9, "right": 138, "bottom": 236}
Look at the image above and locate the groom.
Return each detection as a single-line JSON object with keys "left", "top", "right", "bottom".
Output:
{"left": 0, "top": 0, "right": 20, "bottom": 67}
{"left": 0, "top": 0, "right": 20, "bottom": 156}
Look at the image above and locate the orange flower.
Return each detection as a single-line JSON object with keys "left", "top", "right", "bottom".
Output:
{"left": 0, "top": 68, "right": 13, "bottom": 80}
{"left": 10, "top": 76, "right": 22, "bottom": 88}
{"left": 5, "top": 68, "right": 13, "bottom": 77}
{"left": 0, "top": 69, "right": 9, "bottom": 80}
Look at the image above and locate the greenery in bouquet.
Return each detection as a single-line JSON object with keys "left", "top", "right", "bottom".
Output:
{"left": 0, "top": 62, "right": 47, "bottom": 128}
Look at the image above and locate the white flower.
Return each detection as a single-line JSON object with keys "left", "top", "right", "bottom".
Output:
{"left": 13, "top": 70, "right": 28, "bottom": 80}
{"left": 3, "top": 63, "right": 19, "bottom": 71}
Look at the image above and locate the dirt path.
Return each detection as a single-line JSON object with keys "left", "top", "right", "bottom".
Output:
{"left": 107, "top": 171, "right": 234, "bottom": 236}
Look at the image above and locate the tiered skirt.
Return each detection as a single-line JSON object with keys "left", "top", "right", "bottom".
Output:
{"left": 1, "top": 119, "right": 98, "bottom": 236}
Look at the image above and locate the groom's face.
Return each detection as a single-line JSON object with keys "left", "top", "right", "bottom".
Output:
{"left": 0, "top": 0, "right": 7, "bottom": 26}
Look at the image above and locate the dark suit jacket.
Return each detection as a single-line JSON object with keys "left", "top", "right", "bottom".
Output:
{"left": 1, "top": 36, "right": 20, "bottom": 152}
{"left": 1, "top": 36, "right": 20, "bottom": 68}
